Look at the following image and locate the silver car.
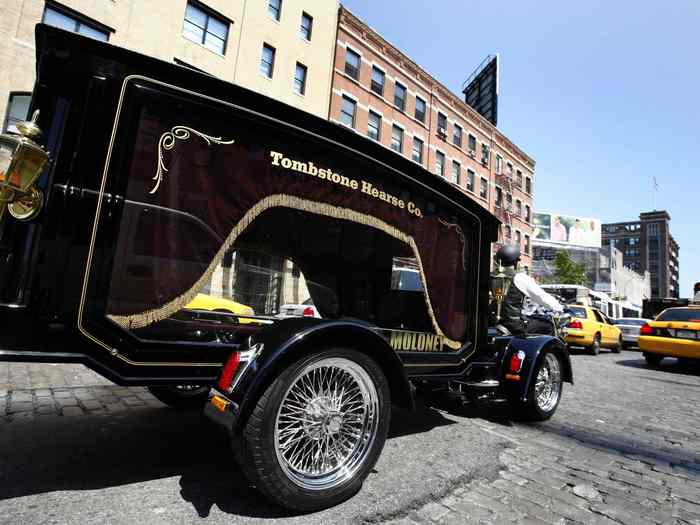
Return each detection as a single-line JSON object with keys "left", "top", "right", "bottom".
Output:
{"left": 612, "top": 318, "right": 651, "bottom": 349}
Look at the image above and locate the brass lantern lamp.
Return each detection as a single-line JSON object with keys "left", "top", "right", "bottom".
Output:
{"left": 0, "top": 110, "right": 50, "bottom": 223}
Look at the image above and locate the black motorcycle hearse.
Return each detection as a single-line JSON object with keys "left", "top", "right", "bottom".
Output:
{"left": 0, "top": 26, "right": 572, "bottom": 511}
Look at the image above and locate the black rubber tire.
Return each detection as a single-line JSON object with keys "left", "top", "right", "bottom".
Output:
{"left": 233, "top": 348, "right": 391, "bottom": 512}
{"left": 589, "top": 334, "right": 601, "bottom": 356}
{"left": 511, "top": 349, "right": 564, "bottom": 422}
{"left": 612, "top": 336, "right": 622, "bottom": 354}
{"left": 147, "top": 385, "right": 209, "bottom": 409}
{"left": 644, "top": 353, "right": 664, "bottom": 367}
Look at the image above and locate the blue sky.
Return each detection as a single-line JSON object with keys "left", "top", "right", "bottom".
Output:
{"left": 342, "top": 0, "right": 699, "bottom": 297}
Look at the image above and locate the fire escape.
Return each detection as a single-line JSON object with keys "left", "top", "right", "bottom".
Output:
{"left": 493, "top": 170, "right": 514, "bottom": 252}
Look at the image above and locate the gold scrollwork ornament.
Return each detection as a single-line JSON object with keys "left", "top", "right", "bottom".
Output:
{"left": 150, "top": 126, "right": 235, "bottom": 194}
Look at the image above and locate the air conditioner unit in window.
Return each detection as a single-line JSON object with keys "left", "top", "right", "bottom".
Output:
{"left": 468, "top": 150, "right": 476, "bottom": 158}
{"left": 437, "top": 127, "right": 447, "bottom": 139}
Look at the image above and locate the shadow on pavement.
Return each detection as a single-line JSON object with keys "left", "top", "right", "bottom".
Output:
{"left": 0, "top": 401, "right": 455, "bottom": 519}
{"left": 615, "top": 357, "right": 700, "bottom": 377}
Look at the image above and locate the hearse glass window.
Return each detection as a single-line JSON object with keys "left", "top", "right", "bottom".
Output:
{"left": 101, "top": 101, "right": 479, "bottom": 348}
{"left": 182, "top": 2, "right": 229, "bottom": 55}
{"left": 43, "top": 5, "right": 109, "bottom": 41}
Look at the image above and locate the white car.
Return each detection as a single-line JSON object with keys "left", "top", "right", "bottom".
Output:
{"left": 277, "top": 301, "right": 321, "bottom": 318}
{"left": 612, "top": 318, "right": 652, "bottom": 349}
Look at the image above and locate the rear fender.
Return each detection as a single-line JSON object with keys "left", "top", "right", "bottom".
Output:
{"left": 229, "top": 319, "right": 414, "bottom": 434}
{"left": 502, "top": 335, "right": 573, "bottom": 404}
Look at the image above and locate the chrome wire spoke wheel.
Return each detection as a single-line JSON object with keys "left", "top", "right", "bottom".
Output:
{"left": 274, "top": 357, "right": 379, "bottom": 491}
{"left": 534, "top": 353, "right": 562, "bottom": 412}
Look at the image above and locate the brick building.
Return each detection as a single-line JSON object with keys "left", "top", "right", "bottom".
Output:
{"left": 329, "top": 7, "right": 536, "bottom": 269}
{"left": 602, "top": 211, "right": 680, "bottom": 299}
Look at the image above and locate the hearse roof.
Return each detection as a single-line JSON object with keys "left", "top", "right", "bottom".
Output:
{"left": 34, "top": 24, "right": 499, "bottom": 235}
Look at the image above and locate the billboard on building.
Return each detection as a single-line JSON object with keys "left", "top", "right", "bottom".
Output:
{"left": 532, "top": 212, "right": 601, "bottom": 248}
{"left": 462, "top": 54, "right": 499, "bottom": 126}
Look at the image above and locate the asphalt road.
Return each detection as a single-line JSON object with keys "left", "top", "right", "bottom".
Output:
{"left": 1, "top": 350, "right": 699, "bottom": 524}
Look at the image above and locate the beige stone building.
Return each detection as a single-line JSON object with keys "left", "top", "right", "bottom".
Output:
{"left": 0, "top": 0, "right": 339, "bottom": 129}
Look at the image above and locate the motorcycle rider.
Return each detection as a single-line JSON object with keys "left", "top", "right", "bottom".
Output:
{"left": 494, "top": 244, "right": 563, "bottom": 336}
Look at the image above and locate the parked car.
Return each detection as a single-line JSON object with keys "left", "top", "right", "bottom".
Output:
{"left": 277, "top": 299, "right": 321, "bottom": 318}
{"left": 611, "top": 317, "right": 651, "bottom": 349}
{"left": 0, "top": 25, "right": 573, "bottom": 513}
{"left": 186, "top": 293, "right": 255, "bottom": 318}
{"left": 638, "top": 307, "right": 700, "bottom": 367}
{"left": 564, "top": 306, "right": 623, "bottom": 355}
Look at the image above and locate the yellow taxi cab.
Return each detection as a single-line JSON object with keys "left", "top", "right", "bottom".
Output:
{"left": 564, "top": 305, "right": 623, "bottom": 355}
{"left": 185, "top": 293, "right": 255, "bottom": 322}
{"left": 638, "top": 306, "right": 700, "bottom": 367}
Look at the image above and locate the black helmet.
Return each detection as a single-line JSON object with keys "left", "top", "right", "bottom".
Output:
{"left": 496, "top": 244, "right": 521, "bottom": 267}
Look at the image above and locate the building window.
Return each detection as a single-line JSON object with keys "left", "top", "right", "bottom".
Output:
{"left": 515, "top": 199, "right": 522, "bottom": 217}
{"left": 525, "top": 235, "right": 531, "bottom": 254}
{"left": 507, "top": 162, "right": 514, "bottom": 176}
{"left": 495, "top": 187, "right": 503, "bottom": 207}
{"left": 435, "top": 151, "right": 445, "bottom": 177}
{"left": 480, "top": 177, "right": 489, "bottom": 199}
{"left": 293, "top": 62, "right": 307, "bottom": 95}
{"left": 525, "top": 177, "right": 532, "bottom": 194}
{"left": 344, "top": 48, "right": 360, "bottom": 80}
{"left": 371, "top": 67, "right": 385, "bottom": 96}
{"left": 268, "top": 0, "right": 282, "bottom": 21}
{"left": 505, "top": 225, "right": 512, "bottom": 240}
{"left": 451, "top": 160, "right": 461, "bottom": 185}
{"left": 468, "top": 134, "right": 477, "bottom": 153}
{"left": 496, "top": 154, "right": 503, "bottom": 174}
{"left": 300, "top": 12, "right": 313, "bottom": 40}
{"left": 260, "top": 43, "right": 276, "bottom": 78}
{"left": 466, "top": 169, "right": 475, "bottom": 192}
{"left": 412, "top": 137, "right": 424, "bottom": 164}
{"left": 182, "top": 2, "right": 228, "bottom": 54}
{"left": 340, "top": 96, "right": 356, "bottom": 128}
{"left": 453, "top": 124, "right": 462, "bottom": 147}
{"left": 415, "top": 97, "right": 426, "bottom": 123}
{"left": 394, "top": 82, "right": 406, "bottom": 111}
{"left": 43, "top": 4, "right": 110, "bottom": 41}
{"left": 481, "top": 144, "right": 489, "bottom": 165}
{"left": 506, "top": 192, "right": 512, "bottom": 210}
{"left": 516, "top": 169, "right": 523, "bottom": 188}
{"left": 525, "top": 205, "right": 531, "bottom": 222}
{"left": 515, "top": 230, "right": 522, "bottom": 249}
{"left": 367, "top": 111, "right": 381, "bottom": 141}
{"left": 391, "top": 125, "right": 403, "bottom": 153}
{"left": 437, "top": 113, "right": 447, "bottom": 137}
{"left": 3, "top": 92, "right": 31, "bottom": 133}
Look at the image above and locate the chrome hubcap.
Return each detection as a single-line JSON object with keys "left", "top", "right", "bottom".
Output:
{"left": 274, "top": 357, "right": 379, "bottom": 490}
{"left": 535, "top": 353, "right": 562, "bottom": 412}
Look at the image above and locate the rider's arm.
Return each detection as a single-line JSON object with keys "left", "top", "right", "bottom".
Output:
{"left": 513, "top": 273, "right": 564, "bottom": 313}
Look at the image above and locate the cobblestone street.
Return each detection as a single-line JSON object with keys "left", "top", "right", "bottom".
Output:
{"left": 1, "top": 351, "right": 699, "bottom": 524}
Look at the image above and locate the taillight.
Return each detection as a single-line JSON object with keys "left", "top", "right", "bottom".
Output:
{"left": 302, "top": 306, "right": 315, "bottom": 317}
{"left": 218, "top": 352, "right": 241, "bottom": 391}
{"left": 509, "top": 351, "right": 526, "bottom": 373}
{"left": 567, "top": 320, "right": 583, "bottom": 330}
{"left": 639, "top": 323, "right": 654, "bottom": 336}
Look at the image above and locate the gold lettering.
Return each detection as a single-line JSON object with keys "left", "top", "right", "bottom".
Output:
{"left": 390, "top": 331, "right": 403, "bottom": 350}
{"left": 402, "top": 332, "right": 412, "bottom": 351}
{"left": 307, "top": 162, "right": 318, "bottom": 176}
{"left": 434, "top": 336, "right": 442, "bottom": 351}
{"left": 361, "top": 181, "right": 373, "bottom": 194}
{"left": 416, "top": 333, "right": 425, "bottom": 351}
{"left": 398, "top": 199, "right": 405, "bottom": 209}
{"left": 281, "top": 157, "right": 292, "bottom": 169}
{"left": 349, "top": 179, "right": 359, "bottom": 190}
{"left": 291, "top": 160, "right": 308, "bottom": 173}
{"left": 270, "top": 151, "right": 284, "bottom": 166}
